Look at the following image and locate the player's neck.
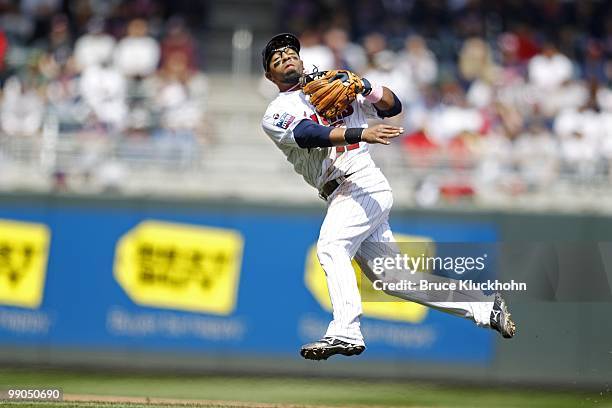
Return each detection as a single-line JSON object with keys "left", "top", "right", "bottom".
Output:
{"left": 279, "top": 82, "right": 301, "bottom": 92}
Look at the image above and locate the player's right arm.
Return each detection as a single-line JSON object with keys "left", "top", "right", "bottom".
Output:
{"left": 294, "top": 121, "right": 404, "bottom": 147}
{"left": 262, "top": 110, "right": 403, "bottom": 148}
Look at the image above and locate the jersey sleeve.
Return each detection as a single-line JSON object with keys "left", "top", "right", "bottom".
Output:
{"left": 261, "top": 104, "right": 306, "bottom": 147}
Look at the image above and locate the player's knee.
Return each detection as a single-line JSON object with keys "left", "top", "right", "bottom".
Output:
{"left": 317, "top": 242, "right": 350, "bottom": 267}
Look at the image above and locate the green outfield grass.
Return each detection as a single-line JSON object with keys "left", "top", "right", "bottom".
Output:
{"left": 0, "top": 368, "right": 610, "bottom": 408}
{"left": 3, "top": 405, "right": 233, "bottom": 408}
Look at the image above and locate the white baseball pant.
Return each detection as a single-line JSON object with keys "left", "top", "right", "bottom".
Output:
{"left": 316, "top": 168, "right": 494, "bottom": 345}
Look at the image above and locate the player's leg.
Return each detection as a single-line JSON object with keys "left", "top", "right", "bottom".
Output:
{"left": 316, "top": 188, "right": 393, "bottom": 344}
{"left": 301, "top": 185, "right": 393, "bottom": 360}
{"left": 354, "top": 220, "right": 516, "bottom": 337}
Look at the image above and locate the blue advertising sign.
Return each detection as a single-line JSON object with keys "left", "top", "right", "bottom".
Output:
{"left": 0, "top": 202, "right": 497, "bottom": 363}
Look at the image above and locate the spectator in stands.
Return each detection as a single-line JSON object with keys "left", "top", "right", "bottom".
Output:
{"left": 559, "top": 129, "right": 599, "bottom": 178}
{"left": 362, "top": 32, "right": 387, "bottom": 70}
{"left": 554, "top": 94, "right": 603, "bottom": 179}
{"left": 298, "top": 29, "right": 334, "bottom": 72}
{"left": 512, "top": 24, "right": 540, "bottom": 64}
{"left": 459, "top": 37, "right": 508, "bottom": 139}
{"left": 0, "top": 75, "right": 45, "bottom": 137}
{"left": 113, "top": 18, "right": 160, "bottom": 78}
{"left": 79, "top": 57, "right": 128, "bottom": 131}
{"left": 514, "top": 121, "right": 559, "bottom": 189}
{"left": 323, "top": 27, "right": 367, "bottom": 73}
{"left": 397, "top": 35, "right": 438, "bottom": 88}
{"left": 145, "top": 50, "right": 208, "bottom": 143}
{"left": 0, "top": 30, "right": 7, "bottom": 73}
{"left": 45, "top": 14, "right": 72, "bottom": 65}
{"left": 138, "top": 50, "right": 208, "bottom": 164}
{"left": 425, "top": 82, "right": 485, "bottom": 146}
{"left": 45, "top": 56, "right": 86, "bottom": 130}
{"left": 497, "top": 32, "right": 528, "bottom": 78}
{"left": 475, "top": 128, "right": 519, "bottom": 195}
{"left": 363, "top": 49, "right": 413, "bottom": 109}
{"left": 74, "top": 18, "right": 116, "bottom": 71}
{"left": 160, "top": 17, "right": 197, "bottom": 71}
{"left": 458, "top": 37, "right": 498, "bottom": 86}
{"left": 528, "top": 42, "right": 573, "bottom": 91}
{"left": 540, "top": 79, "right": 589, "bottom": 118}
{"left": 582, "top": 39, "right": 607, "bottom": 83}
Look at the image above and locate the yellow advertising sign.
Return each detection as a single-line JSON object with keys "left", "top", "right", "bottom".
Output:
{"left": 114, "top": 221, "right": 243, "bottom": 315}
{"left": 0, "top": 219, "right": 51, "bottom": 309}
{"left": 305, "top": 234, "right": 434, "bottom": 324}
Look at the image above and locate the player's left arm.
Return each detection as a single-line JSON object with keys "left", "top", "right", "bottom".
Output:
{"left": 361, "top": 78, "right": 402, "bottom": 118}
{"left": 372, "top": 87, "right": 402, "bottom": 117}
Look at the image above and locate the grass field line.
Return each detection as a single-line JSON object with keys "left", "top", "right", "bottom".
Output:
{"left": 64, "top": 394, "right": 426, "bottom": 408}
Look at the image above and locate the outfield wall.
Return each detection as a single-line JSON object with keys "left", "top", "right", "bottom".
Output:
{"left": 0, "top": 193, "right": 610, "bottom": 387}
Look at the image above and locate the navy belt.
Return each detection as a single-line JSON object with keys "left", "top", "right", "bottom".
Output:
{"left": 319, "top": 173, "right": 353, "bottom": 201}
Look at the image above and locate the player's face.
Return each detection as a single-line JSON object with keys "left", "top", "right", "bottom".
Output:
{"left": 266, "top": 47, "right": 303, "bottom": 86}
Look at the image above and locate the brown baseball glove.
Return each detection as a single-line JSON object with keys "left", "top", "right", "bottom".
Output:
{"left": 301, "top": 70, "right": 365, "bottom": 121}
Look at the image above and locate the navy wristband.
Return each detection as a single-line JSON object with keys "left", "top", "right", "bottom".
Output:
{"left": 344, "top": 128, "right": 364, "bottom": 144}
{"left": 361, "top": 78, "right": 372, "bottom": 96}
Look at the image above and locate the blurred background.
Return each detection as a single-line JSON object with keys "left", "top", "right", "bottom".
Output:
{"left": 0, "top": 0, "right": 610, "bottom": 207}
{"left": 0, "top": 0, "right": 612, "bottom": 406}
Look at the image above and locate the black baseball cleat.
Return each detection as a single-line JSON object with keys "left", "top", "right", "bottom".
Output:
{"left": 490, "top": 293, "right": 516, "bottom": 338}
{"left": 300, "top": 337, "right": 365, "bottom": 360}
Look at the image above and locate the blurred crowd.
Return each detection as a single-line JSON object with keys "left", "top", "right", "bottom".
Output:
{"left": 0, "top": 0, "right": 211, "bottom": 156}
{"left": 1, "top": 0, "right": 612, "bottom": 200}
{"left": 281, "top": 0, "right": 612, "bottom": 198}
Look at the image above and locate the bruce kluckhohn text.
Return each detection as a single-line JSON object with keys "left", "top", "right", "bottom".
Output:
{"left": 372, "top": 279, "right": 527, "bottom": 292}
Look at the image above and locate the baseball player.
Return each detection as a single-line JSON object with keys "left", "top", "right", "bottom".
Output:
{"left": 261, "top": 33, "right": 516, "bottom": 361}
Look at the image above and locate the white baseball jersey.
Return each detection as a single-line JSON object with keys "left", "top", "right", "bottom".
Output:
{"left": 261, "top": 89, "right": 382, "bottom": 191}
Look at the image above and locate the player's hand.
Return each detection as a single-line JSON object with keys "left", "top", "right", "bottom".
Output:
{"left": 361, "top": 125, "right": 404, "bottom": 145}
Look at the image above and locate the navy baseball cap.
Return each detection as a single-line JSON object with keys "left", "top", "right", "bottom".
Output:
{"left": 262, "top": 33, "right": 301, "bottom": 71}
